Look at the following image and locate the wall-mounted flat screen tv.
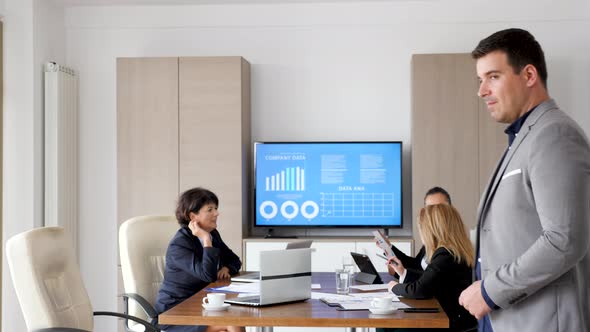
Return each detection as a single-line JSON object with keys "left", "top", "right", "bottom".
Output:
{"left": 254, "top": 142, "right": 402, "bottom": 227}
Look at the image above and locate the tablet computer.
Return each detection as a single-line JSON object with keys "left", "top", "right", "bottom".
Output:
{"left": 350, "top": 252, "right": 383, "bottom": 284}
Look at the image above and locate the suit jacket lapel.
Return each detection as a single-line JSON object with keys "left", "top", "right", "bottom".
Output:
{"left": 478, "top": 99, "right": 558, "bottom": 227}
{"left": 476, "top": 150, "right": 506, "bottom": 222}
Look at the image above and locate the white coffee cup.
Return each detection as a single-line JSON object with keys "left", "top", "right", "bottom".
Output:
{"left": 202, "top": 293, "right": 226, "bottom": 307}
{"left": 371, "top": 296, "right": 393, "bottom": 309}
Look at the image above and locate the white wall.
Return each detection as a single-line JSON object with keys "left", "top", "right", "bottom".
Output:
{"left": 63, "top": 3, "right": 590, "bottom": 330}
{"left": 2, "top": 1, "right": 36, "bottom": 331}
{"left": 3, "top": 1, "right": 590, "bottom": 331}
{"left": 2, "top": 0, "right": 64, "bottom": 331}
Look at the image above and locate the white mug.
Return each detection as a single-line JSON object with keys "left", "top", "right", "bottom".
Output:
{"left": 371, "top": 296, "right": 393, "bottom": 309}
{"left": 202, "top": 293, "right": 226, "bottom": 307}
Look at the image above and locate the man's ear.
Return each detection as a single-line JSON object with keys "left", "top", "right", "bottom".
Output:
{"left": 523, "top": 64, "right": 539, "bottom": 88}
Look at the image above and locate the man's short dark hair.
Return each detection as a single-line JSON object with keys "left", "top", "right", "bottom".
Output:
{"left": 175, "top": 187, "right": 219, "bottom": 226}
{"left": 424, "top": 186, "right": 452, "bottom": 205}
{"left": 472, "top": 28, "right": 547, "bottom": 88}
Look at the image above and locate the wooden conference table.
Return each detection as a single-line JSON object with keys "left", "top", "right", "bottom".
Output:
{"left": 159, "top": 272, "right": 449, "bottom": 331}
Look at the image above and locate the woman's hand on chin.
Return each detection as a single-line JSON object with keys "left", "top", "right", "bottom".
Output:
{"left": 189, "top": 220, "right": 212, "bottom": 246}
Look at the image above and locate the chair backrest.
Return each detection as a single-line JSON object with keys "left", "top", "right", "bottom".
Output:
{"left": 119, "top": 215, "right": 178, "bottom": 322}
{"left": 6, "top": 227, "right": 94, "bottom": 331}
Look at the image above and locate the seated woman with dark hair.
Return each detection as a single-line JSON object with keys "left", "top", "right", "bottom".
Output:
{"left": 155, "top": 187, "right": 244, "bottom": 332}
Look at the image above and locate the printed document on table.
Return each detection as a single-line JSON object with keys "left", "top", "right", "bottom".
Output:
{"left": 208, "top": 282, "right": 260, "bottom": 294}
{"left": 311, "top": 292, "right": 352, "bottom": 300}
{"left": 350, "top": 291, "right": 400, "bottom": 302}
{"left": 313, "top": 291, "right": 399, "bottom": 302}
{"left": 350, "top": 284, "right": 390, "bottom": 291}
{"left": 339, "top": 301, "right": 410, "bottom": 310}
{"left": 317, "top": 294, "right": 404, "bottom": 310}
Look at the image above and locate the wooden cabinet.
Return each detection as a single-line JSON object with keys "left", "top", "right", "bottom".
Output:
{"left": 116, "top": 57, "right": 250, "bottom": 323}
{"left": 117, "top": 57, "right": 180, "bottom": 224}
{"left": 117, "top": 56, "right": 250, "bottom": 256}
{"left": 411, "top": 53, "right": 505, "bottom": 251}
{"left": 177, "top": 57, "right": 251, "bottom": 252}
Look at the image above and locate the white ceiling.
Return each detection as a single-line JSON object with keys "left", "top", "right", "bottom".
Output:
{"left": 53, "top": 0, "right": 431, "bottom": 6}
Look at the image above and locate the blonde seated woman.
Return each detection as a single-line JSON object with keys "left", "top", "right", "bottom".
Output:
{"left": 382, "top": 204, "right": 477, "bottom": 332}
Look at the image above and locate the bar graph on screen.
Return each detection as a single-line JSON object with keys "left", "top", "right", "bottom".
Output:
{"left": 265, "top": 166, "right": 305, "bottom": 192}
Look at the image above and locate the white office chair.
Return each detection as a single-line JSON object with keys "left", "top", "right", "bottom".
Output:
{"left": 119, "top": 215, "right": 178, "bottom": 332}
{"left": 6, "top": 226, "right": 158, "bottom": 332}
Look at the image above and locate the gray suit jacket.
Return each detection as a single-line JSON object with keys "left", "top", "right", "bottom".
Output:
{"left": 476, "top": 99, "right": 590, "bottom": 331}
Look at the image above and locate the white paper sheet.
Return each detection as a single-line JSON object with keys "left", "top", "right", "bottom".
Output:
{"left": 339, "top": 301, "right": 410, "bottom": 310}
{"left": 349, "top": 284, "right": 390, "bottom": 291}
{"left": 350, "top": 292, "right": 400, "bottom": 302}
{"left": 209, "top": 282, "right": 260, "bottom": 294}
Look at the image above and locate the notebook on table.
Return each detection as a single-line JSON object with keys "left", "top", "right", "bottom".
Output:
{"left": 230, "top": 272, "right": 260, "bottom": 283}
{"left": 225, "top": 248, "right": 312, "bottom": 307}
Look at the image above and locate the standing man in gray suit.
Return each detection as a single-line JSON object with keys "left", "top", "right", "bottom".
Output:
{"left": 458, "top": 28, "right": 590, "bottom": 332}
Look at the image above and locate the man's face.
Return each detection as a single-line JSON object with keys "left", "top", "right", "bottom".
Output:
{"left": 476, "top": 50, "right": 530, "bottom": 124}
{"left": 424, "top": 192, "right": 449, "bottom": 206}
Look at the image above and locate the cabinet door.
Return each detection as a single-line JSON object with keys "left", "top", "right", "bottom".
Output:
{"left": 117, "top": 57, "right": 179, "bottom": 332}
{"left": 412, "top": 54, "right": 480, "bottom": 248}
{"left": 244, "top": 240, "right": 356, "bottom": 272}
{"left": 178, "top": 57, "right": 249, "bottom": 259}
{"left": 311, "top": 242, "right": 356, "bottom": 272}
{"left": 117, "top": 57, "right": 179, "bottom": 224}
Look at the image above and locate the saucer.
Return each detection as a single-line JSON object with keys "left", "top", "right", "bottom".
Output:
{"left": 202, "top": 303, "right": 230, "bottom": 311}
{"left": 369, "top": 306, "right": 396, "bottom": 315}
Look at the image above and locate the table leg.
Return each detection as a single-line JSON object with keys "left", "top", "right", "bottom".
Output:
{"left": 253, "top": 327, "right": 273, "bottom": 332}
{"left": 345, "top": 328, "right": 368, "bottom": 332}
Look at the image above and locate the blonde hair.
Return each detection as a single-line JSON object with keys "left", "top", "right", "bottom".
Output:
{"left": 418, "top": 204, "right": 475, "bottom": 268}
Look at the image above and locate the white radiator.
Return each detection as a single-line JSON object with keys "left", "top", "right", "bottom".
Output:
{"left": 44, "top": 62, "right": 79, "bottom": 258}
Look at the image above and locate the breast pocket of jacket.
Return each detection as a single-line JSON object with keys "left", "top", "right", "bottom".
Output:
{"left": 501, "top": 168, "right": 522, "bottom": 181}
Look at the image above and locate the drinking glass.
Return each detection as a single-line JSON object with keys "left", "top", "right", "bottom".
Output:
{"left": 335, "top": 268, "right": 351, "bottom": 294}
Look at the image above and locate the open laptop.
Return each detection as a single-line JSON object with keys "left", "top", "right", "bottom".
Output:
{"left": 225, "top": 248, "right": 312, "bottom": 306}
{"left": 350, "top": 252, "right": 384, "bottom": 284}
{"left": 230, "top": 240, "right": 313, "bottom": 283}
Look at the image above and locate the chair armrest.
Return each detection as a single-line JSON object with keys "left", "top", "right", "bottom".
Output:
{"left": 94, "top": 311, "right": 160, "bottom": 332}
{"left": 122, "top": 293, "right": 158, "bottom": 319}
{"left": 33, "top": 329, "right": 90, "bottom": 332}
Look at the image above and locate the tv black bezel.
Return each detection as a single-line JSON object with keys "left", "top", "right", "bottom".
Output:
{"left": 252, "top": 141, "right": 403, "bottom": 229}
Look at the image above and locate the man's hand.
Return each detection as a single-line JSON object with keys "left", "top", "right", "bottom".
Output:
{"left": 217, "top": 266, "right": 231, "bottom": 280}
{"left": 459, "top": 280, "right": 493, "bottom": 319}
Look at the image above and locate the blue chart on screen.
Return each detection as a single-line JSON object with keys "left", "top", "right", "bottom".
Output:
{"left": 254, "top": 142, "right": 402, "bottom": 227}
